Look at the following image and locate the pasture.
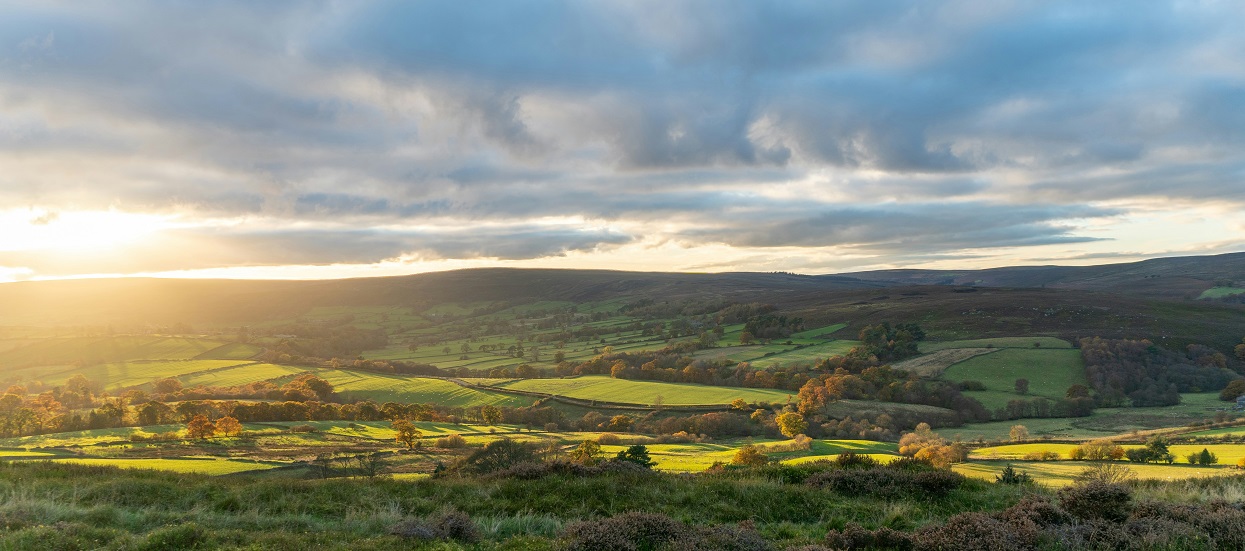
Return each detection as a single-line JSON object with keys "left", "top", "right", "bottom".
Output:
{"left": 489, "top": 375, "right": 797, "bottom": 406}
{"left": 0, "top": 336, "right": 235, "bottom": 367}
{"left": 1199, "top": 287, "right": 1245, "bottom": 300}
{"left": 941, "top": 348, "right": 1087, "bottom": 410}
{"left": 954, "top": 460, "right": 1240, "bottom": 487}
{"left": 920, "top": 336, "right": 1073, "bottom": 353}
{"left": 302, "top": 370, "right": 534, "bottom": 408}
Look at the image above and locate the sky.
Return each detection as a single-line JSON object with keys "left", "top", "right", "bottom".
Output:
{"left": 1, "top": 0, "right": 1243, "bottom": 282}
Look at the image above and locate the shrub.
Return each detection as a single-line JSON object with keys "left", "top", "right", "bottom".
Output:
{"left": 288, "top": 424, "right": 316, "bottom": 433}
{"left": 436, "top": 434, "right": 467, "bottom": 448}
{"left": 449, "top": 439, "right": 536, "bottom": 475}
{"left": 1074, "top": 463, "right": 1136, "bottom": 485}
{"left": 665, "top": 522, "right": 772, "bottom": 551}
{"left": 430, "top": 508, "right": 480, "bottom": 543}
{"left": 834, "top": 451, "right": 880, "bottom": 469}
{"left": 389, "top": 508, "right": 480, "bottom": 543}
{"left": 562, "top": 512, "right": 685, "bottom": 551}
{"left": 806, "top": 466, "right": 964, "bottom": 499}
{"left": 597, "top": 433, "right": 622, "bottom": 445}
{"left": 614, "top": 445, "right": 656, "bottom": 469}
{"left": 914, "top": 512, "right": 1032, "bottom": 550}
{"left": 995, "top": 464, "right": 1033, "bottom": 485}
{"left": 140, "top": 522, "right": 210, "bottom": 550}
{"left": 824, "top": 522, "right": 914, "bottom": 550}
{"left": 732, "top": 444, "right": 768, "bottom": 467}
{"left": 1073, "top": 439, "right": 1124, "bottom": 461}
{"left": 1057, "top": 481, "right": 1132, "bottom": 522}
{"left": 1021, "top": 450, "right": 1059, "bottom": 461}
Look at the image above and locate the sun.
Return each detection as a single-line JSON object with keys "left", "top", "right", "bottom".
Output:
{"left": 0, "top": 209, "right": 169, "bottom": 254}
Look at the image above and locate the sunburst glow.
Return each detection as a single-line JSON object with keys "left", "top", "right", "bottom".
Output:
{"left": 0, "top": 210, "right": 170, "bottom": 253}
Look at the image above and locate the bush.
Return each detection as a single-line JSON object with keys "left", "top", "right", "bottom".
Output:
{"left": 562, "top": 512, "right": 684, "bottom": 551}
{"left": 1021, "top": 450, "right": 1059, "bottom": 461}
{"left": 1058, "top": 481, "right": 1132, "bottom": 522}
{"left": 824, "top": 522, "right": 914, "bottom": 550}
{"left": 731, "top": 444, "right": 768, "bottom": 467}
{"left": 389, "top": 508, "right": 480, "bottom": 543}
{"left": 806, "top": 466, "right": 965, "bottom": 499}
{"left": 435, "top": 434, "right": 467, "bottom": 448}
{"left": 140, "top": 522, "right": 210, "bottom": 550}
{"left": 447, "top": 439, "right": 537, "bottom": 475}
{"left": 834, "top": 451, "right": 880, "bottom": 469}
{"left": 1074, "top": 463, "right": 1136, "bottom": 485}
{"left": 597, "top": 433, "right": 622, "bottom": 445}
{"left": 914, "top": 512, "right": 1033, "bottom": 550}
{"left": 995, "top": 464, "right": 1033, "bottom": 485}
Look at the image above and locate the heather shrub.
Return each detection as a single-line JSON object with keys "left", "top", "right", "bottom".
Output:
{"left": 834, "top": 452, "right": 880, "bottom": 469}
{"left": 913, "top": 512, "right": 1032, "bottom": 551}
{"left": 389, "top": 508, "right": 480, "bottom": 543}
{"left": 824, "top": 522, "right": 914, "bottom": 550}
{"left": 1058, "top": 481, "right": 1132, "bottom": 522}
{"left": 806, "top": 466, "right": 964, "bottom": 499}
{"left": 562, "top": 512, "right": 685, "bottom": 551}
{"left": 663, "top": 522, "right": 772, "bottom": 551}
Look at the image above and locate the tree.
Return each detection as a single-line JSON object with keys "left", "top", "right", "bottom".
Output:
{"left": 153, "top": 378, "right": 183, "bottom": 395}
{"left": 569, "top": 440, "right": 602, "bottom": 466}
{"left": 1074, "top": 439, "right": 1124, "bottom": 461}
{"left": 1014, "top": 378, "right": 1030, "bottom": 395}
{"left": 730, "top": 398, "right": 748, "bottom": 410}
{"left": 732, "top": 444, "right": 768, "bottom": 466}
{"left": 1236, "top": 338, "right": 1245, "bottom": 362}
{"left": 480, "top": 405, "right": 502, "bottom": 425}
{"left": 739, "top": 331, "right": 756, "bottom": 345}
{"left": 606, "top": 415, "right": 633, "bottom": 432}
{"left": 1009, "top": 425, "right": 1030, "bottom": 442}
{"left": 775, "top": 412, "right": 807, "bottom": 438}
{"left": 186, "top": 414, "right": 215, "bottom": 440}
{"left": 1219, "top": 379, "right": 1245, "bottom": 401}
{"left": 1066, "top": 384, "right": 1091, "bottom": 399}
{"left": 392, "top": 419, "right": 422, "bottom": 450}
{"left": 137, "top": 402, "right": 173, "bottom": 426}
{"left": 614, "top": 445, "right": 656, "bottom": 469}
{"left": 214, "top": 416, "right": 243, "bottom": 437}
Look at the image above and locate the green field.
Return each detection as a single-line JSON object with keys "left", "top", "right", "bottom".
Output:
{"left": 920, "top": 336, "right": 1073, "bottom": 353}
{"left": 305, "top": 370, "right": 534, "bottom": 407}
{"left": 954, "top": 460, "right": 1239, "bottom": 487}
{"left": 193, "top": 342, "right": 263, "bottom": 360}
{"left": 974, "top": 442, "right": 1245, "bottom": 465}
{"left": 938, "top": 393, "right": 1234, "bottom": 441}
{"left": 42, "top": 457, "right": 285, "bottom": 475}
{"left": 490, "top": 375, "right": 797, "bottom": 406}
{"left": 27, "top": 359, "right": 257, "bottom": 390}
{"left": 941, "top": 348, "right": 1087, "bottom": 410}
{"left": 1198, "top": 286, "right": 1245, "bottom": 300}
{"left": 177, "top": 362, "right": 307, "bottom": 388}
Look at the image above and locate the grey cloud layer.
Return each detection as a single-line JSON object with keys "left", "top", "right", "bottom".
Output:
{"left": 1, "top": 1, "right": 1242, "bottom": 274}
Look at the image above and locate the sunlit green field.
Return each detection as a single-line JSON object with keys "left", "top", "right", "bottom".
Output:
{"left": 974, "top": 442, "right": 1245, "bottom": 465}
{"left": 23, "top": 359, "right": 257, "bottom": 390}
{"left": 301, "top": 370, "right": 534, "bottom": 407}
{"left": 955, "top": 460, "right": 1241, "bottom": 487}
{"left": 45, "top": 457, "right": 285, "bottom": 475}
{"left": 938, "top": 393, "right": 1233, "bottom": 441}
{"left": 177, "top": 362, "right": 307, "bottom": 388}
{"left": 490, "top": 375, "right": 797, "bottom": 406}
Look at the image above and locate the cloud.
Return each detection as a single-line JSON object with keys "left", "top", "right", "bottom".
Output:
{"left": 0, "top": 1, "right": 1242, "bottom": 278}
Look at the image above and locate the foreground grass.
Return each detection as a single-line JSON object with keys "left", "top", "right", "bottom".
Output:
{"left": 0, "top": 460, "right": 1024, "bottom": 550}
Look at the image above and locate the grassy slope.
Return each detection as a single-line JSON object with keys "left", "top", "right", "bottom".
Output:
{"left": 941, "top": 348, "right": 1087, "bottom": 410}
{"left": 938, "top": 393, "right": 1231, "bottom": 441}
{"left": 306, "top": 370, "right": 534, "bottom": 408}
{"left": 1199, "top": 287, "right": 1245, "bottom": 299}
{"left": 492, "top": 375, "right": 797, "bottom": 406}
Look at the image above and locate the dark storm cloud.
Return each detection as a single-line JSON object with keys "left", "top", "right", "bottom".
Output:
{"left": 0, "top": 1, "right": 1242, "bottom": 273}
